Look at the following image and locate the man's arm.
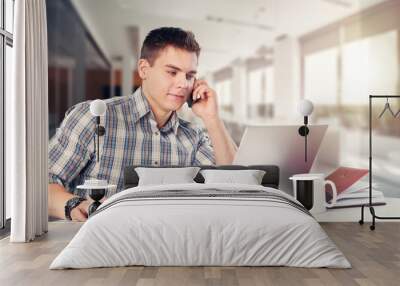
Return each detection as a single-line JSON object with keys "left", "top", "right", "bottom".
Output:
{"left": 191, "top": 79, "right": 237, "bottom": 164}
{"left": 48, "top": 102, "right": 95, "bottom": 221}
{"left": 203, "top": 118, "right": 237, "bottom": 165}
{"left": 48, "top": 183, "right": 90, "bottom": 221}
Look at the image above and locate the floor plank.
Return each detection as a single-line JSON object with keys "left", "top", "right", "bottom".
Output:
{"left": 0, "top": 221, "right": 399, "bottom": 286}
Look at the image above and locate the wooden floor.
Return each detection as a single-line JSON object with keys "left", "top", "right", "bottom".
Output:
{"left": 0, "top": 222, "right": 399, "bottom": 286}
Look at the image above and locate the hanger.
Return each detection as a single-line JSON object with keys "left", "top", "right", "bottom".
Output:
{"left": 395, "top": 108, "right": 400, "bottom": 118}
{"left": 378, "top": 97, "right": 396, "bottom": 118}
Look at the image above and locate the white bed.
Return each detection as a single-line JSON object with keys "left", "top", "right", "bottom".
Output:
{"left": 50, "top": 183, "right": 351, "bottom": 269}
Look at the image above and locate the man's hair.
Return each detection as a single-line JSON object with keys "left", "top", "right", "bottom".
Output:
{"left": 140, "top": 27, "right": 201, "bottom": 65}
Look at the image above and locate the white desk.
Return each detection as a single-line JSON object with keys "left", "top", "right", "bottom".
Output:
{"left": 294, "top": 161, "right": 400, "bottom": 222}
{"left": 313, "top": 197, "right": 400, "bottom": 222}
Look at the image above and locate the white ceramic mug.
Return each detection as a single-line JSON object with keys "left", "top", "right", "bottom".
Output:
{"left": 314, "top": 176, "right": 337, "bottom": 211}
{"left": 290, "top": 174, "right": 337, "bottom": 214}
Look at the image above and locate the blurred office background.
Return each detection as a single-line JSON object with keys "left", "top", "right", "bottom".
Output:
{"left": 45, "top": 0, "right": 400, "bottom": 194}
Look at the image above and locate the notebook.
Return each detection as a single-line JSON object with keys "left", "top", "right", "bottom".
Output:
{"left": 326, "top": 167, "right": 369, "bottom": 195}
{"left": 325, "top": 167, "right": 386, "bottom": 209}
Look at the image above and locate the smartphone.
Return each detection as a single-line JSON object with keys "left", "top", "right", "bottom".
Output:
{"left": 186, "top": 93, "right": 198, "bottom": 108}
{"left": 187, "top": 79, "right": 199, "bottom": 108}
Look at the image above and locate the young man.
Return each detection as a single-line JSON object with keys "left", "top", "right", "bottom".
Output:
{"left": 48, "top": 27, "right": 237, "bottom": 221}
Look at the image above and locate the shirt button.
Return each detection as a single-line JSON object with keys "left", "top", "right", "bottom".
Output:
{"left": 154, "top": 132, "right": 159, "bottom": 136}
{"left": 154, "top": 161, "right": 158, "bottom": 165}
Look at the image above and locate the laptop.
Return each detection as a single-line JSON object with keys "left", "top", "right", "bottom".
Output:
{"left": 233, "top": 125, "right": 328, "bottom": 194}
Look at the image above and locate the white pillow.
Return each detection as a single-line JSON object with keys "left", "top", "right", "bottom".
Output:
{"left": 200, "top": 169, "right": 266, "bottom": 185}
{"left": 135, "top": 167, "right": 201, "bottom": 186}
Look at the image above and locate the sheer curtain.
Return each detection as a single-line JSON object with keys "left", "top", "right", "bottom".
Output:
{"left": 7, "top": 0, "right": 48, "bottom": 242}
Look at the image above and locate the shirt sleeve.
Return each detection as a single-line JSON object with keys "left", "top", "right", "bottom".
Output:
{"left": 48, "top": 102, "right": 95, "bottom": 188}
{"left": 193, "top": 128, "right": 216, "bottom": 165}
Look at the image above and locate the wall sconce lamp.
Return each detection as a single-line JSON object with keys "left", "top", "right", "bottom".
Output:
{"left": 298, "top": 99, "right": 314, "bottom": 162}
{"left": 90, "top": 99, "right": 106, "bottom": 162}
{"left": 78, "top": 99, "right": 113, "bottom": 216}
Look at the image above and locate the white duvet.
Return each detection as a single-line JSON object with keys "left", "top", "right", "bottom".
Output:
{"left": 50, "top": 183, "right": 351, "bottom": 269}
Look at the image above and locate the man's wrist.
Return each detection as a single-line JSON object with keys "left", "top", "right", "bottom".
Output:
{"left": 202, "top": 115, "right": 222, "bottom": 130}
{"left": 201, "top": 114, "right": 222, "bottom": 127}
{"left": 64, "top": 197, "right": 86, "bottom": 220}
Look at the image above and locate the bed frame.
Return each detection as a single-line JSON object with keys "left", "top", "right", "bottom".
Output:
{"left": 124, "top": 165, "right": 280, "bottom": 189}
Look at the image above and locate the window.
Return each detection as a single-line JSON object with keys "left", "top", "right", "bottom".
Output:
{"left": 5, "top": 44, "right": 11, "bottom": 220}
{"left": 5, "top": 0, "right": 14, "bottom": 33}
{"left": 304, "top": 47, "right": 338, "bottom": 105}
{"left": 247, "top": 66, "right": 275, "bottom": 118}
{"left": 248, "top": 67, "right": 275, "bottom": 104}
{"left": 248, "top": 69, "right": 264, "bottom": 105}
{"left": 1, "top": 0, "right": 14, "bottom": 229}
{"left": 215, "top": 79, "right": 232, "bottom": 110}
{"left": 342, "top": 30, "right": 398, "bottom": 105}
{"left": 264, "top": 66, "right": 274, "bottom": 104}
{"left": 303, "top": 30, "right": 398, "bottom": 107}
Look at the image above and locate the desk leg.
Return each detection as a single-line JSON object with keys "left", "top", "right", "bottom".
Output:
{"left": 359, "top": 205, "right": 365, "bottom": 225}
{"left": 369, "top": 206, "right": 376, "bottom": 231}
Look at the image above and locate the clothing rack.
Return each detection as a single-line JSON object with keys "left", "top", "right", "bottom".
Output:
{"left": 359, "top": 95, "right": 400, "bottom": 230}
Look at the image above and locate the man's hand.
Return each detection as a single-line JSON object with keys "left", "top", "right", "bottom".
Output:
{"left": 191, "top": 80, "right": 219, "bottom": 122}
{"left": 70, "top": 200, "right": 90, "bottom": 222}
{"left": 48, "top": 184, "right": 109, "bottom": 222}
{"left": 189, "top": 80, "right": 238, "bottom": 165}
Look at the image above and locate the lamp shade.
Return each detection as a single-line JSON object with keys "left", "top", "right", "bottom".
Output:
{"left": 90, "top": 99, "right": 107, "bottom": 117}
{"left": 298, "top": 99, "right": 314, "bottom": 116}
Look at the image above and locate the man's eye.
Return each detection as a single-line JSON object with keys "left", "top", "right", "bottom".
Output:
{"left": 186, "top": 74, "right": 194, "bottom": 81}
{"left": 168, "top": 71, "right": 177, "bottom": 76}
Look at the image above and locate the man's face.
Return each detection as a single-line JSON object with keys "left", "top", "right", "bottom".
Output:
{"left": 139, "top": 46, "right": 198, "bottom": 113}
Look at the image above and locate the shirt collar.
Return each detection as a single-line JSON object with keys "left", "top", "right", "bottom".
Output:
{"left": 159, "top": 111, "right": 180, "bottom": 135}
{"left": 130, "top": 87, "right": 151, "bottom": 122}
{"left": 130, "top": 87, "right": 180, "bottom": 135}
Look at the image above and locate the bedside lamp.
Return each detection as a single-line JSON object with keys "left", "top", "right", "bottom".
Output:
{"left": 298, "top": 99, "right": 314, "bottom": 162}
{"left": 90, "top": 99, "right": 106, "bottom": 162}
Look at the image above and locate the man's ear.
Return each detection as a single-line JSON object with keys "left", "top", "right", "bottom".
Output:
{"left": 138, "top": 59, "right": 150, "bottom": 80}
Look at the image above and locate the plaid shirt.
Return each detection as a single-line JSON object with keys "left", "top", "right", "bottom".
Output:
{"left": 49, "top": 87, "right": 215, "bottom": 196}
